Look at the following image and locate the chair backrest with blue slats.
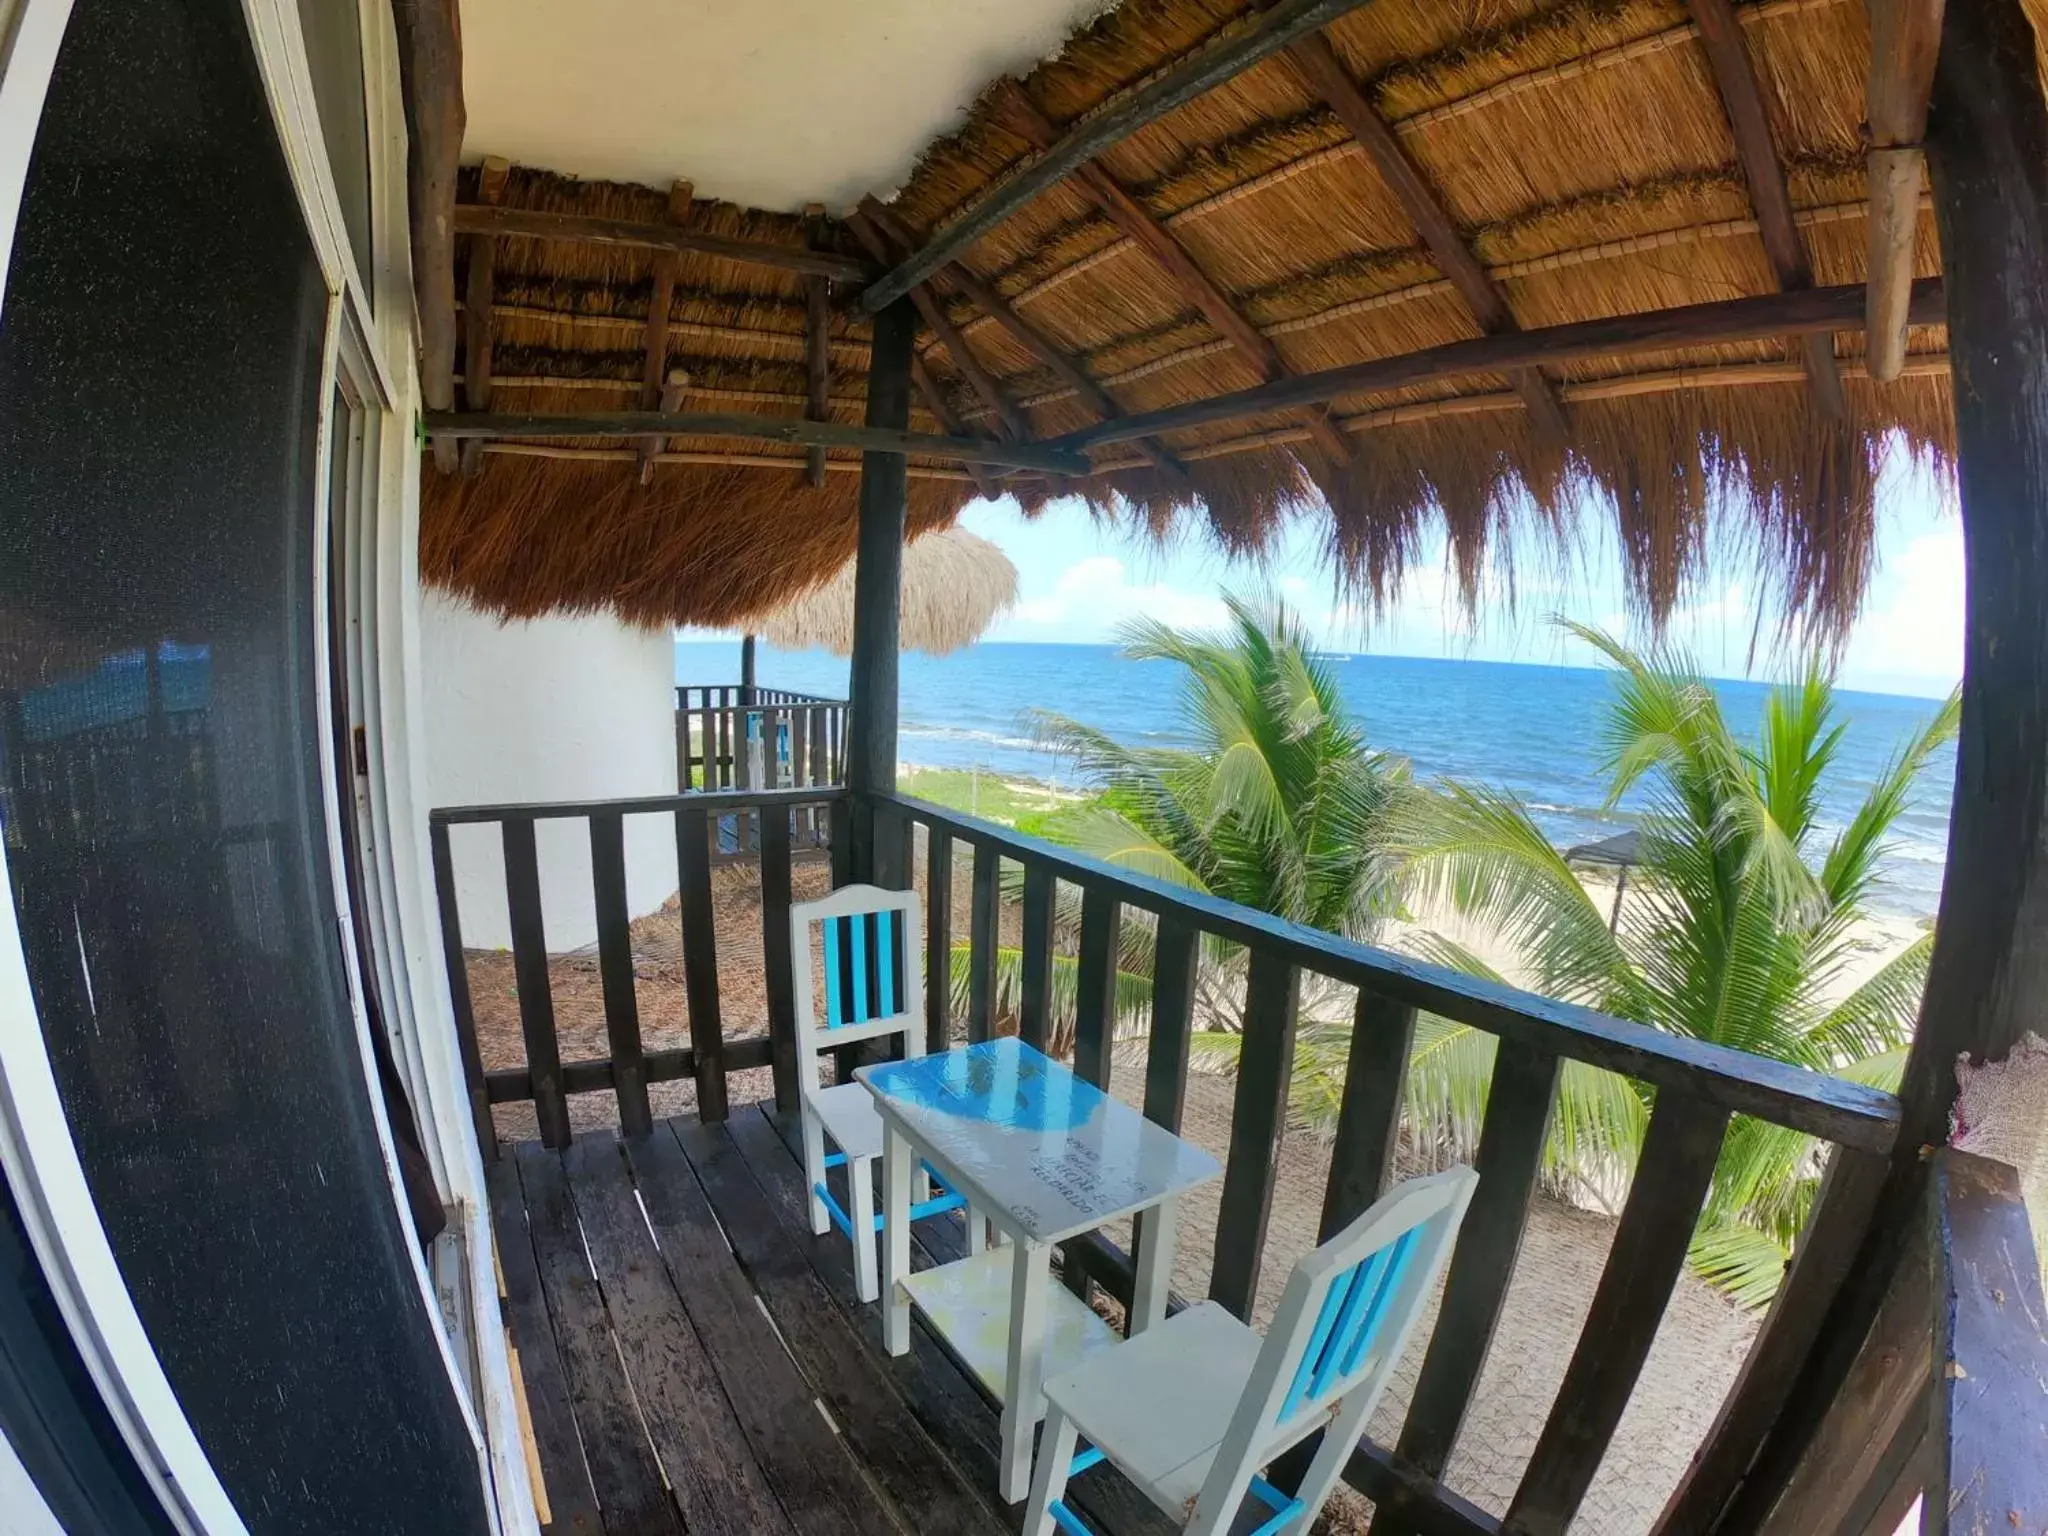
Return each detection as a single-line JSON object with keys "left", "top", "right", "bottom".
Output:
{"left": 789, "top": 883, "right": 924, "bottom": 1086}
{"left": 1191, "top": 1165, "right": 1478, "bottom": 1528}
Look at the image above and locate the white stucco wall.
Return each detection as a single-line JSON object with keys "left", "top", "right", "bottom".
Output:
{"left": 421, "top": 592, "right": 678, "bottom": 952}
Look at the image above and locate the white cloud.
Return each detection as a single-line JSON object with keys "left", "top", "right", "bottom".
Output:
{"left": 1839, "top": 524, "right": 1965, "bottom": 694}
{"left": 1000, "top": 556, "right": 1231, "bottom": 639}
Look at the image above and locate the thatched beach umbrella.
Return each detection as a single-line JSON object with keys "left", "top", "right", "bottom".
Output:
{"left": 748, "top": 526, "right": 1018, "bottom": 658}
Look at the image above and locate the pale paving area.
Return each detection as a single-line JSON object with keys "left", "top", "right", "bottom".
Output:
{"left": 1102, "top": 1061, "right": 1761, "bottom": 1535}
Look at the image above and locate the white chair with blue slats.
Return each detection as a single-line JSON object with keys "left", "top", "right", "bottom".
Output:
{"left": 1021, "top": 1164, "right": 1479, "bottom": 1536}
{"left": 789, "top": 883, "right": 973, "bottom": 1301}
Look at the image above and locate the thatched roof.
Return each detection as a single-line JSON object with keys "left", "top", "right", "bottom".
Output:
{"left": 752, "top": 527, "right": 1019, "bottom": 656}
{"left": 424, "top": 0, "right": 1960, "bottom": 636}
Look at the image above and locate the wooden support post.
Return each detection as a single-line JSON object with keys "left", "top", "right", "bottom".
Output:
{"left": 860, "top": 198, "right": 1193, "bottom": 488}
{"left": 846, "top": 208, "right": 1011, "bottom": 500}
{"left": 636, "top": 180, "right": 694, "bottom": 483}
{"left": 1280, "top": 37, "right": 1570, "bottom": 444}
{"left": 458, "top": 156, "right": 509, "bottom": 477}
{"left": 803, "top": 202, "right": 832, "bottom": 488}
{"left": 637, "top": 370, "right": 689, "bottom": 484}
{"left": 394, "top": 0, "right": 464, "bottom": 473}
{"left": 738, "top": 633, "right": 757, "bottom": 704}
{"left": 845, "top": 296, "right": 915, "bottom": 881}
{"left": 1703, "top": 1, "right": 2048, "bottom": 1521}
{"left": 1865, "top": 0, "right": 1944, "bottom": 380}
{"left": 1686, "top": 0, "right": 1848, "bottom": 419}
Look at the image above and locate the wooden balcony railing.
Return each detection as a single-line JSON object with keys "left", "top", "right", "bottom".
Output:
{"left": 429, "top": 786, "right": 848, "bottom": 1149}
{"left": 675, "top": 683, "right": 845, "bottom": 793}
{"left": 429, "top": 784, "right": 2045, "bottom": 1534}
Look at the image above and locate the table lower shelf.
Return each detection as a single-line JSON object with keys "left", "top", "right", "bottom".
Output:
{"left": 898, "top": 1247, "right": 1121, "bottom": 1411}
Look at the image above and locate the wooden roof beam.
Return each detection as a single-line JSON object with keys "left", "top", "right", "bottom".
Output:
{"left": 1865, "top": 0, "right": 1943, "bottom": 381}
{"left": 459, "top": 156, "right": 510, "bottom": 477}
{"left": 845, "top": 207, "right": 1019, "bottom": 500}
{"left": 395, "top": 0, "right": 464, "bottom": 473}
{"left": 637, "top": 180, "right": 695, "bottom": 482}
{"left": 1283, "top": 34, "right": 1572, "bottom": 447}
{"left": 450, "top": 204, "right": 870, "bottom": 283}
{"left": 860, "top": 197, "right": 1194, "bottom": 489}
{"left": 986, "top": 80, "right": 1358, "bottom": 488}
{"left": 424, "top": 410, "right": 1090, "bottom": 476}
{"left": 859, "top": 0, "right": 1380, "bottom": 313}
{"left": 1687, "top": 0, "right": 1848, "bottom": 419}
{"left": 1045, "top": 279, "right": 1945, "bottom": 452}
{"left": 802, "top": 202, "right": 832, "bottom": 487}
{"left": 638, "top": 369, "right": 690, "bottom": 485}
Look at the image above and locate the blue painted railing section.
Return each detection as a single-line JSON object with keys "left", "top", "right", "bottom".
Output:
{"left": 820, "top": 909, "right": 908, "bottom": 1029}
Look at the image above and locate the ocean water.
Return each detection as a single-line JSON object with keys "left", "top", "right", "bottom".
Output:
{"left": 674, "top": 639, "right": 1956, "bottom": 920}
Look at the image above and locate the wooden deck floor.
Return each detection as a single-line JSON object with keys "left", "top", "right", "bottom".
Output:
{"left": 486, "top": 1104, "right": 1187, "bottom": 1536}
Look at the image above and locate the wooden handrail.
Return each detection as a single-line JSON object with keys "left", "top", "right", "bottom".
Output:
{"left": 431, "top": 784, "right": 845, "bottom": 825}
{"left": 877, "top": 790, "right": 1902, "bottom": 1150}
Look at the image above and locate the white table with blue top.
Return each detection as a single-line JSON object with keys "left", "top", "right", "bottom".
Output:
{"left": 857, "top": 1037, "right": 1224, "bottom": 1502}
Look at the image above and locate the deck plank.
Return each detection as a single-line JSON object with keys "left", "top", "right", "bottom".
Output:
{"left": 739, "top": 1106, "right": 1181, "bottom": 1536}
{"left": 558, "top": 1137, "right": 792, "bottom": 1535}
{"left": 513, "top": 1144, "right": 682, "bottom": 1536}
{"left": 614, "top": 1127, "right": 898, "bottom": 1536}
{"left": 668, "top": 1117, "right": 1005, "bottom": 1535}
{"left": 485, "top": 1159, "right": 603, "bottom": 1536}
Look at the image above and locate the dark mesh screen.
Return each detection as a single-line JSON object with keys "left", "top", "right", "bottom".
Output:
{"left": 0, "top": 1, "right": 488, "bottom": 1530}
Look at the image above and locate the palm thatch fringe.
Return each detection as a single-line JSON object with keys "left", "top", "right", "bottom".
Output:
{"left": 750, "top": 527, "right": 1020, "bottom": 655}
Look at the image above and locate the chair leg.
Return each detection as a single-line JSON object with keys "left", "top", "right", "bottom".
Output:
{"left": 849, "top": 1153, "right": 880, "bottom": 1303}
{"left": 1284, "top": 1380, "right": 1381, "bottom": 1531}
{"left": 800, "top": 1106, "right": 830, "bottom": 1236}
{"left": 1022, "top": 1406, "right": 1080, "bottom": 1536}
{"left": 967, "top": 1204, "right": 986, "bottom": 1255}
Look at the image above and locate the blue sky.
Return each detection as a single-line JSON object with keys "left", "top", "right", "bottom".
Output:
{"left": 687, "top": 452, "right": 1965, "bottom": 700}
{"left": 952, "top": 452, "right": 1964, "bottom": 699}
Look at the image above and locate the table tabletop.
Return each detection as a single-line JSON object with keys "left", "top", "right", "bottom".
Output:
{"left": 857, "top": 1037, "right": 1221, "bottom": 1245}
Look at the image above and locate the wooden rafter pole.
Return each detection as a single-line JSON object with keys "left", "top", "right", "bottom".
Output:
{"left": 637, "top": 179, "right": 694, "bottom": 484}
{"left": 1282, "top": 34, "right": 1572, "bottom": 445}
{"left": 459, "top": 156, "right": 510, "bottom": 477}
{"left": 859, "top": 0, "right": 1380, "bottom": 312}
{"left": 393, "top": 0, "right": 464, "bottom": 473}
{"left": 846, "top": 209, "right": 1029, "bottom": 443}
{"left": 859, "top": 197, "right": 1193, "bottom": 487}
{"left": 1042, "top": 279, "right": 1945, "bottom": 451}
{"left": 802, "top": 203, "right": 832, "bottom": 488}
{"left": 904, "top": 354, "right": 1004, "bottom": 499}
{"left": 987, "top": 80, "right": 1359, "bottom": 488}
{"left": 639, "top": 369, "right": 690, "bottom": 484}
{"left": 422, "top": 409, "right": 1090, "bottom": 476}
{"left": 1864, "top": 0, "right": 1943, "bottom": 380}
{"left": 1687, "top": 0, "right": 1849, "bottom": 420}
{"left": 449, "top": 204, "right": 869, "bottom": 282}
{"left": 845, "top": 207, "right": 1016, "bottom": 500}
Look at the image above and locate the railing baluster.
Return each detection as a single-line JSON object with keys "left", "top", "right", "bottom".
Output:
{"left": 1210, "top": 948, "right": 1299, "bottom": 1319}
{"left": 1017, "top": 862, "right": 1055, "bottom": 1051}
{"left": 429, "top": 819, "right": 496, "bottom": 1158}
{"left": 1507, "top": 1093, "right": 1729, "bottom": 1534}
{"left": 674, "top": 805, "right": 727, "bottom": 1122}
{"left": 1071, "top": 888, "right": 1120, "bottom": 1088}
{"left": 967, "top": 841, "right": 999, "bottom": 1043}
{"left": 1384, "top": 1036, "right": 1562, "bottom": 1523}
{"left": 587, "top": 811, "right": 653, "bottom": 1139}
{"left": 697, "top": 702, "right": 713, "bottom": 790}
{"left": 1142, "top": 918, "right": 1198, "bottom": 1131}
{"left": 809, "top": 706, "right": 827, "bottom": 790}
{"left": 758, "top": 802, "right": 799, "bottom": 1115}
{"left": 829, "top": 797, "right": 851, "bottom": 887}
{"left": 1320, "top": 989, "right": 1417, "bottom": 1234}
{"left": 501, "top": 816, "right": 571, "bottom": 1148}
{"left": 924, "top": 824, "right": 953, "bottom": 1054}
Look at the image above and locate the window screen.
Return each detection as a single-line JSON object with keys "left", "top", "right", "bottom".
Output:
{"left": 0, "top": 1, "right": 487, "bottom": 1530}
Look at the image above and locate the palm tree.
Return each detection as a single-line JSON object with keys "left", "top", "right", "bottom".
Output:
{"left": 1379, "top": 623, "right": 1958, "bottom": 1304}
{"left": 953, "top": 593, "right": 1405, "bottom": 1055}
